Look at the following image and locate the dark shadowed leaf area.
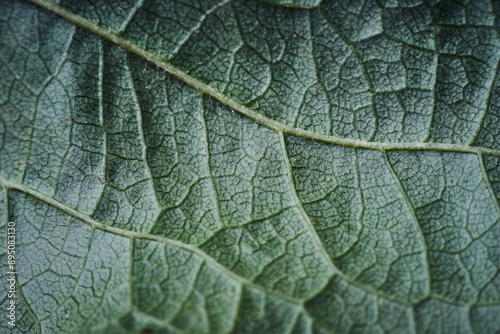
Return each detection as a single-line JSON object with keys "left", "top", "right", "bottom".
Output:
{"left": 1, "top": 0, "right": 500, "bottom": 333}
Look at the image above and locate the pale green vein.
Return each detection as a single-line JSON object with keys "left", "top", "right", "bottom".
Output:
{"left": 278, "top": 133, "right": 413, "bottom": 307}
{"left": 470, "top": 57, "right": 500, "bottom": 145}
{"left": 40, "top": 228, "right": 95, "bottom": 322}
{"left": 200, "top": 95, "right": 225, "bottom": 233}
{"left": 126, "top": 53, "right": 161, "bottom": 222}
{"left": 117, "top": 0, "right": 144, "bottom": 34}
{"left": 129, "top": 310, "right": 181, "bottom": 332}
{"left": 255, "top": 0, "right": 322, "bottom": 9}
{"left": 226, "top": 284, "right": 244, "bottom": 334}
{"left": 424, "top": 0, "right": 439, "bottom": 144}
{"left": 278, "top": 132, "right": 337, "bottom": 278}
{"left": 26, "top": 0, "right": 500, "bottom": 158}
{"left": 21, "top": 23, "right": 76, "bottom": 185}
{"left": 166, "top": 261, "right": 205, "bottom": 324}
{"left": 169, "top": 0, "right": 231, "bottom": 59}
{"left": 0, "top": 175, "right": 301, "bottom": 306}
{"left": 382, "top": 151, "right": 431, "bottom": 300}
{"left": 95, "top": 39, "right": 107, "bottom": 211}
{"left": 478, "top": 153, "right": 500, "bottom": 218}
{"left": 409, "top": 307, "right": 418, "bottom": 334}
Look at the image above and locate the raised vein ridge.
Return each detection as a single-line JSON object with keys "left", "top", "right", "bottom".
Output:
{"left": 0, "top": 175, "right": 302, "bottom": 305}
{"left": 26, "top": 0, "right": 500, "bottom": 158}
{"left": 1, "top": 173, "right": 419, "bottom": 307}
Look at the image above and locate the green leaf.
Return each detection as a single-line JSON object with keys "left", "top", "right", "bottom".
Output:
{"left": 1, "top": 0, "right": 500, "bottom": 333}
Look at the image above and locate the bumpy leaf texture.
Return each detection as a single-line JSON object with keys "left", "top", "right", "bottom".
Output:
{"left": 1, "top": 0, "right": 500, "bottom": 333}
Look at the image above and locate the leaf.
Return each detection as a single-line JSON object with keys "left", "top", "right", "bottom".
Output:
{"left": 1, "top": 0, "right": 500, "bottom": 333}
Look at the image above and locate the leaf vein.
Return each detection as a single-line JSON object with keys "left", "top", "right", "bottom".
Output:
{"left": 25, "top": 0, "right": 500, "bottom": 157}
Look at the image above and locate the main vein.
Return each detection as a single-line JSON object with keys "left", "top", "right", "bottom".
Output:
{"left": 0, "top": 175, "right": 302, "bottom": 306}
{"left": 26, "top": 0, "right": 500, "bottom": 158}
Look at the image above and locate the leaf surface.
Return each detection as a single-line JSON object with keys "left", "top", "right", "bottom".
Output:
{"left": 1, "top": 0, "right": 500, "bottom": 333}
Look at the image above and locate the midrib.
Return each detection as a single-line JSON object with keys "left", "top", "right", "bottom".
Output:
{"left": 0, "top": 174, "right": 416, "bottom": 308}
{"left": 25, "top": 0, "right": 500, "bottom": 158}
{"left": 0, "top": 175, "right": 303, "bottom": 306}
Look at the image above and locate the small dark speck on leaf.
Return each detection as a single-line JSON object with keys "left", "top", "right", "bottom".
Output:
{"left": 63, "top": 115, "right": 74, "bottom": 127}
{"left": 14, "top": 161, "right": 26, "bottom": 169}
{"left": 142, "top": 329, "right": 154, "bottom": 334}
